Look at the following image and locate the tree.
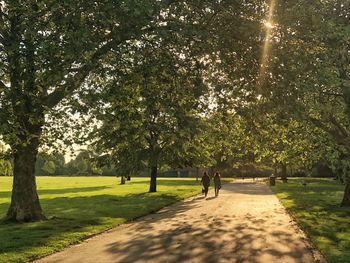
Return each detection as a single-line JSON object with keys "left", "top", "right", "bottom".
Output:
{"left": 42, "top": 160, "right": 55, "bottom": 175}
{"left": 76, "top": 159, "right": 88, "bottom": 175}
{"left": 34, "top": 151, "right": 65, "bottom": 175}
{"left": 90, "top": 44, "right": 207, "bottom": 192}
{"left": 77, "top": 0, "right": 265, "bottom": 190}
{"left": 0, "top": 159, "right": 12, "bottom": 176}
{"left": 0, "top": 0, "right": 184, "bottom": 221}
{"left": 256, "top": 0, "right": 350, "bottom": 205}
{"left": 0, "top": 142, "right": 12, "bottom": 176}
{"left": 51, "top": 152, "right": 66, "bottom": 175}
{"left": 64, "top": 150, "right": 96, "bottom": 175}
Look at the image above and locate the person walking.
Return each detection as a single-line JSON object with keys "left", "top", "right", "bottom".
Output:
{"left": 214, "top": 172, "right": 222, "bottom": 197}
{"left": 201, "top": 172, "right": 211, "bottom": 197}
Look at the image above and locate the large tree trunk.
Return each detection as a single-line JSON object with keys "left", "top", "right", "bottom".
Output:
{"left": 5, "top": 140, "right": 46, "bottom": 222}
{"left": 341, "top": 178, "right": 350, "bottom": 207}
{"left": 149, "top": 164, "right": 157, "bottom": 193}
{"left": 4, "top": 13, "right": 46, "bottom": 221}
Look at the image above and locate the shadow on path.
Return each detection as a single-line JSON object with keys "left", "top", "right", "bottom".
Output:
{"left": 36, "top": 181, "right": 323, "bottom": 263}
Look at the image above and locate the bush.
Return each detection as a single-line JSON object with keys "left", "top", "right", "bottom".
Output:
{"left": 292, "top": 171, "right": 307, "bottom": 177}
{"left": 311, "top": 163, "right": 335, "bottom": 178}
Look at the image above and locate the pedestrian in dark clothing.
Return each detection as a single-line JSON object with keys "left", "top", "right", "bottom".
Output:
{"left": 201, "top": 172, "right": 210, "bottom": 197}
{"left": 214, "top": 172, "right": 222, "bottom": 197}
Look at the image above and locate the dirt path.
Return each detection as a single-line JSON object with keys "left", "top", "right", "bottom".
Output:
{"left": 36, "top": 180, "right": 326, "bottom": 263}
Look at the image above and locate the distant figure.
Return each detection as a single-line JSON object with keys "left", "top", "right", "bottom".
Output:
{"left": 127, "top": 175, "right": 131, "bottom": 181}
{"left": 201, "top": 172, "right": 211, "bottom": 197}
{"left": 214, "top": 172, "right": 222, "bottom": 197}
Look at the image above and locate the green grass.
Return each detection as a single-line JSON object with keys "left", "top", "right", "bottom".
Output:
{"left": 271, "top": 178, "right": 350, "bottom": 263}
{"left": 0, "top": 176, "right": 226, "bottom": 263}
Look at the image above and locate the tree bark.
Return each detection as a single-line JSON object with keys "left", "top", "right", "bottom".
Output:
{"left": 281, "top": 162, "right": 288, "bottom": 182}
{"left": 120, "top": 175, "right": 125, "bottom": 185}
{"left": 149, "top": 164, "right": 157, "bottom": 192}
{"left": 3, "top": 11, "right": 46, "bottom": 222}
{"left": 5, "top": 140, "right": 46, "bottom": 222}
{"left": 341, "top": 178, "right": 350, "bottom": 207}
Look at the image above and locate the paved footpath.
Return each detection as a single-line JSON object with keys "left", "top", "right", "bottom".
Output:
{"left": 36, "top": 180, "right": 326, "bottom": 263}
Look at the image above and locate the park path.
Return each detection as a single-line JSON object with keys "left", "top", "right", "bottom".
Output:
{"left": 36, "top": 180, "right": 326, "bottom": 263}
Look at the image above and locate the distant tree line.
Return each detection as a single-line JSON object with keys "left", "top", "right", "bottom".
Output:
{"left": 34, "top": 150, "right": 116, "bottom": 176}
{"left": 0, "top": 159, "right": 12, "bottom": 176}
{"left": 0, "top": 145, "right": 116, "bottom": 176}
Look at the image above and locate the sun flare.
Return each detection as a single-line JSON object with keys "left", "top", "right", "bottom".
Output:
{"left": 257, "top": 0, "right": 277, "bottom": 90}
{"left": 265, "top": 21, "right": 274, "bottom": 28}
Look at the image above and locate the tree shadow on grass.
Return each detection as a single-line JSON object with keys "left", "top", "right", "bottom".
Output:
{"left": 274, "top": 178, "right": 350, "bottom": 262}
{"left": 0, "top": 192, "right": 199, "bottom": 262}
{"left": 38, "top": 186, "right": 111, "bottom": 195}
{"left": 128, "top": 179, "right": 200, "bottom": 187}
{"left": 0, "top": 186, "right": 111, "bottom": 199}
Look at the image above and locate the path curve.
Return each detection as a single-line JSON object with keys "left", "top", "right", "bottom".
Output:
{"left": 35, "top": 180, "right": 326, "bottom": 263}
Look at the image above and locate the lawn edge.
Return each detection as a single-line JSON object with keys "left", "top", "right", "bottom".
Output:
{"left": 30, "top": 179, "right": 233, "bottom": 262}
{"left": 29, "top": 195, "right": 193, "bottom": 262}
{"left": 268, "top": 181, "right": 329, "bottom": 263}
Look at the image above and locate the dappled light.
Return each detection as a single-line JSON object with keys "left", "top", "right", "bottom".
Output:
{"left": 273, "top": 178, "right": 350, "bottom": 263}
{"left": 1, "top": 0, "right": 349, "bottom": 262}
{"left": 36, "top": 181, "right": 323, "bottom": 263}
{"left": 0, "top": 177, "right": 204, "bottom": 262}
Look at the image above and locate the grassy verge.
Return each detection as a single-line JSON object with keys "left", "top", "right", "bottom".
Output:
{"left": 270, "top": 178, "right": 350, "bottom": 263}
{"left": 0, "top": 176, "right": 231, "bottom": 263}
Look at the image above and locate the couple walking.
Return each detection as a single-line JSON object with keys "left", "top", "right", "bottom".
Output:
{"left": 201, "top": 172, "right": 221, "bottom": 197}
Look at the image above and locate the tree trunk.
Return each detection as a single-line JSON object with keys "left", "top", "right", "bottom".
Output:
{"left": 5, "top": 142, "right": 46, "bottom": 222}
{"left": 149, "top": 164, "right": 157, "bottom": 192}
{"left": 341, "top": 178, "right": 350, "bottom": 207}
{"left": 120, "top": 175, "right": 125, "bottom": 185}
{"left": 281, "top": 162, "right": 288, "bottom": 182}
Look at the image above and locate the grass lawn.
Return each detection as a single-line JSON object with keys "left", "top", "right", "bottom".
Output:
{"left": 271, "top": 178, "right": 350, "bottom": 263}
{"left": 0, "top": 176, "right": 229, "bottom": 263}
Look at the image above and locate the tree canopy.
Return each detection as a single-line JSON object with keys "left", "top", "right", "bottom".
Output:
{"left": 1, "top": 0, "right": 350, "bottom": 222}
